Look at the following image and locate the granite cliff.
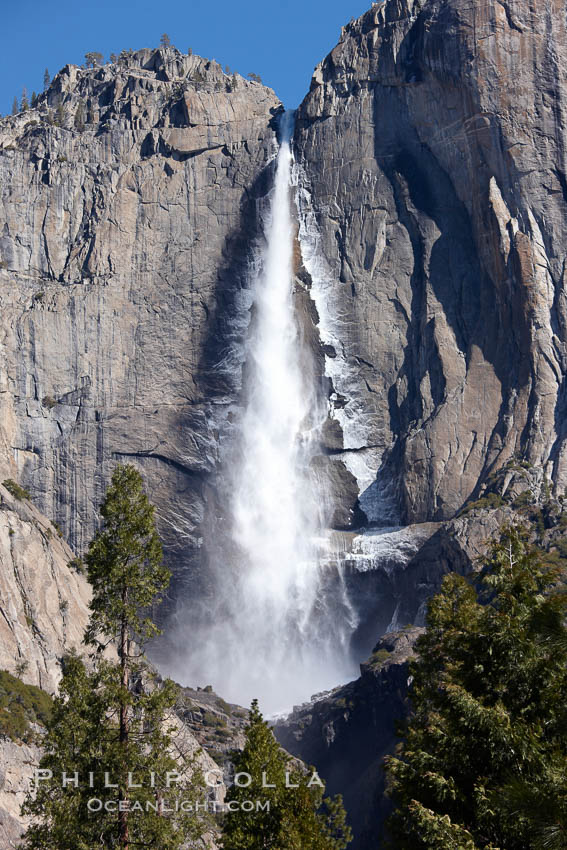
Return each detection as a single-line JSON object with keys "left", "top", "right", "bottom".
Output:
{"left": 294, "top": 0, "right": 567, "bottom": 526}
{"left": 1, "top": 0, "right": 567, "bottom": 845}
{"left": 275, "top": 628, "right": 423, "bottom": 849}
{"left": 0, "top": 48, "right": 282, "bottom": 608}
{"left": 2, "top": 0, "right": 566, "bottom": 627}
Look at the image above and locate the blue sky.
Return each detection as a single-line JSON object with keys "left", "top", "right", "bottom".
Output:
{"left": 2, "top": 0, "right": 372, "bottom": 116}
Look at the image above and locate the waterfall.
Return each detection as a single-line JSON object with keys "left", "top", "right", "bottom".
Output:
{"left": 166, "top": 111, "right": 359, "bottom": 714}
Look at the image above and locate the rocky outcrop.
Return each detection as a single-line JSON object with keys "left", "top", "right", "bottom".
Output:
{"left": 295, "top": 0, "right": 567, "bottom": 524}
{"left": 0, "top": 737, "right": 42, "bottom": 849}
{"left": 0, "top": 481, "right": 91, "bottom": 691}
{"left": 274, "top": 628, "right": 423, "bottom": 849}
{"left": 0, "top": 482, "right": 90, "bottom": 847}
{"left": 0, "top": 49, "right": 281, "bottom": 605}
{"left": 322, "top": 505, "right": 508, "bottom": 665}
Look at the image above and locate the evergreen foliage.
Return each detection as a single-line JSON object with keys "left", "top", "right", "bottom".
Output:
{"left": 385, "top": 527, "right": 567, "bottom": 850}
{"left": 222, "top": 699, "right": 352, "bottom": 849}
{"left": 21, "top": 87, "right": 29, "bottom": 111}
{"left": 23, "top": 465, "right": 205, "bottom": 850}
{"left": 84, "top": 464, "right": 169, "bottom": 651}
{"left": 160, "top": 33, "right": 171, "bottom": 47}
{"left": 74, "top": 103, "right": 85, "bottom": 131}
{"left": 54, "top": 102, "right": 65, "bottom": 127}
{"left": 43, "top": 68, "right": 50, "bottom": 90}
{"left": 11, "top": 96, "right": 18, "bottom": 115}
{"left": 3, "top": 478, "right": 31, "bottom": 500}
{"left": 84, "top": 51, "right": 104, "bottom": 68}
{"left": 0, "top": 670, "right": 53, "bottom": 743}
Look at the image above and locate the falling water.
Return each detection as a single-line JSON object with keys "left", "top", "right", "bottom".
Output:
{"left": 167, "top": 111, "right": 359, "bottom": 714}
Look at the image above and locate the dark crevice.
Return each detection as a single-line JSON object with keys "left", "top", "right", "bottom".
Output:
{"left": 111, "top": 451, "right": 207, "bottom": 480}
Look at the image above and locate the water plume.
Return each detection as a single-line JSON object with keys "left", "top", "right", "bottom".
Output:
{"left": 168, "top": 111, "right": 359, "bottom": 714}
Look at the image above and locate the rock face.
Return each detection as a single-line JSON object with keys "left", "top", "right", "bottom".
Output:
{"left": 275, "top": 628, "right": 423, "bottom": 849}
{"left": 0, "top": 49, "right": 281, "bottom": 604}
{"left": 0, "top": 482, "right": 90, "bottom": 847}
{"left": 294, "top": 0, "right": 567, "bottom": 524}
{"left": 0, "top": 737, "right": 42, "bottom": 849}
{"left": 0, "top": 481, "right": 91, "bottom": 692}
{"left": 2, "top": 2, "right": 565, "bottom": 605}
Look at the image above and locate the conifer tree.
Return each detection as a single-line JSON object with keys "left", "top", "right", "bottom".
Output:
{"left": 84, "top": 51, "right": 104, "bottom": 68}
{"left": 385, "top": 527, "right": 567, "bottom": 850}
{"left": 160, "top": 33, "right": 171, "bottom": 47}
{"left": 31, "top": 91, "right": 38, "bottom": 107}
{"left": 43, "top": 68, "right": 50, "bottom": 90}
{"left": 74, "top": 102, "right": 85, "bottom": 131}
{"left": 21, "top": 87, "right": 29, "bottom": 111}
{"left": 222, "top": 699, "right": 351, "bottom": 849}
{"left": 11, "top": 96, "right": 18, "bottom": 115}
{"left": 23, "top": 465, "right": 205, "bottom": 850}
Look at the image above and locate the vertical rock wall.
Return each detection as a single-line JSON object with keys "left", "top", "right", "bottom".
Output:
{"left": 295, "top": 0, "right": 567, "bottom": 523}
{"left": 0, "top": 50, "right": 281, "bottom": 598}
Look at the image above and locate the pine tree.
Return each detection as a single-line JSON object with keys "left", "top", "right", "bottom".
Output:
{"left": 84, "top": 51, "right": 104, "bottom": 68}
{"left": 222, "top": 699, "right": 352, "bottom": 850}
{"left": 85, "top": 464, "right": 171, "bottom": 847}
{"left": 21, "top": 87, "right": 29, "bottom": 111}
{"left": 160, "top": 33, "right": 171, "bottom": 47}
{"left": 11, "top": 96, "right": 18, "bottom": 115}
{"left": 31, "top": 91, "right": 38, "bottom": 107}
{"left": 23, "top": 465, "right": 205, "bottom": 850}
{"left": 74, "top": 102, "right": 85, "bottom": 131}
{"left": 43, "top": 68, "right": 50, "bottom": 90}
{"left": 54, "top": 102, "right": 65, "bottom": 127}
{"left": 385, "top": 527, "right": 567, "bottom": 850}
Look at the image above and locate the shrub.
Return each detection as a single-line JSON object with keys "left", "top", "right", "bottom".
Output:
{"left": 458, "top": 492, "right": 505, "bottom": 515}
{"left": 202, "top": 711, "right": 226, "bottom": 728}
{"left": 3, "top": 479, "right": 31, "bottom": 501}
{"left": 215, "top": 728, "right": 232, "bottom": 740}
{"left": 0, "top": 670, "right": 53, "bottom": 743}
{"left": 512, "top": 489, "right": 533, "bottom": 509}
{"left": 215, "top": 697, "right": 231, "bottom": 714}
{"left": 68, "top": 557, "right": 85, "bottom": 574}
{"left": 370, "top": 648, "right": 391, "bottom": 665}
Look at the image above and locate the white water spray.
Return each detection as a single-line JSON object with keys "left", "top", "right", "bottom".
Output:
{"left": 168, "top": 112, "right": 359, "bottom": 714}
